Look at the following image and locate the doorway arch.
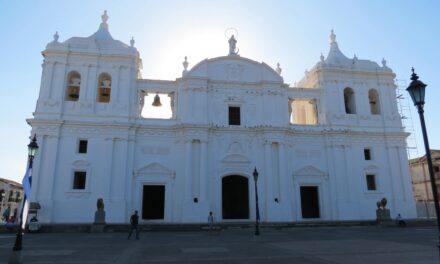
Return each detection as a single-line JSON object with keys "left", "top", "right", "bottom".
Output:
{"left": 222, "top": 175, "right": 249, "bottom": 219}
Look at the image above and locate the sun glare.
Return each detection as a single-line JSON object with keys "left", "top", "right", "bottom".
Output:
{"left": 139, "top": 28, "right": 229, "bottom": 80}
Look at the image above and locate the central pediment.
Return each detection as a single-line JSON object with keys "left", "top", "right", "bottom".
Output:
{"left": 186, "top": 56, "right": 283, "bottom": 83}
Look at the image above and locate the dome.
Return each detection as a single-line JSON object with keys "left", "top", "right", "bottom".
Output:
{"left": 185, "top": 55, "right": 283, "bottom": 83}
{"left": 323, "top": 30, "right": 382, "bottom": 70}
{"left": 46, "top": 11, "right": 136, "bottom": 55}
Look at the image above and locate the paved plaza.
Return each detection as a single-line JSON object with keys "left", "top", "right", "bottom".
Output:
{"left": 0, "top": 226, "right": 438, "bottom": 263}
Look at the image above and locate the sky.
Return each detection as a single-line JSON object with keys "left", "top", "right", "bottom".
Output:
{"left": 0, "top": 0, "right": 439, "bottom": 183}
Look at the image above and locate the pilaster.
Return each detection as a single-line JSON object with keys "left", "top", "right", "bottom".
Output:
{"left": 184, "top": 140, "right": 193, "bottom": 203}
{"left": 200, "top": 140, "right": 208, "bottom": 201}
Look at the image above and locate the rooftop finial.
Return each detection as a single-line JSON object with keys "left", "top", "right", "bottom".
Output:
{"left": 382, "top": 58, "right": 387, "bottom": 67}
{"left": 330, "top": 29, "right": 336, "bottom": 43}
{"left": 102, "top": 10, "right": 109, "bottom": 24}
{"left": 320, "top": 53, "right": 325, "bottom": 62}
{"left": 183, "top": 56, "right": 189, "bottom": 70}
{"left": 276, "top": 63, "right": 282, "bottom": 75}
{"left": 182, "top": 56, "right": 189, "bottom": 76}
{"left": 130, "top": 37, "right": 135, "bottom": 47}
{"left": 411, "top": 67, "right": 419, "bottom": 81}
{"left": 53, "top": 31, "right": 59, "bottom": 42}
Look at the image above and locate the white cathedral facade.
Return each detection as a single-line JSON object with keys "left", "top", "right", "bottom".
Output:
{"left": 28, "top": 12, "right": 416, "bottom": 224}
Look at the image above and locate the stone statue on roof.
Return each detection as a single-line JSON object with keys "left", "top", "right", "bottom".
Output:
{"left": 228, "top": 35, "right": 238, "bottom": 56}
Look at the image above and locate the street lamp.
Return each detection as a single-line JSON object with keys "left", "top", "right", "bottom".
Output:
{"left": 406, "top": 68, "right": 440, "bottom": 252}
{"left": 10, "top": 135, "right": 38, "bottom": 263}
{"left": 253, "top": 167, "right": 260, "bottom": 236}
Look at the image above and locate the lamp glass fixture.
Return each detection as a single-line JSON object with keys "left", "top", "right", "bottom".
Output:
{"left": 406, "top": 68, "right": 427, "bottom": 106}
{"left": 27, "top": 135, "right": 39, "bottom": 157}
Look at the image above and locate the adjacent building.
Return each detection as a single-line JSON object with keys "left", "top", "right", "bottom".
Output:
{"left": 0, "top": 178, "right": 23, "bottom": 221}
{"left": 409, "top": 150, "right": 440, "bottom": 202}
{"left": 27, "top": 11, "right": 417, "bottom": 224}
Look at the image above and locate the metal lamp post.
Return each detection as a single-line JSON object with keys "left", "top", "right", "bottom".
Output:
{"left": 406, "top": 68, "right": 440, "bottom": 252}
{"left": 10, "top": 135, "right": 38, "bottom": 263}
{"left": 253, "top": 167, "right": 260, "bottom": 236}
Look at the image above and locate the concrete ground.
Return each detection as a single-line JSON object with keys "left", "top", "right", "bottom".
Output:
{"left": 0, "top": 226, "right": 438, "bottom": 263}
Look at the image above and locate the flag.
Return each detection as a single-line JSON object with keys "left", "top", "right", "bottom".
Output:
{"left": 22, "top": 166, "right": 31, "bottom": 198}
{"left": 21, "top": 200, "right": 30, "bottom": 229}
{"left": 21, "top": 166, "right": 32, "bottom": 229}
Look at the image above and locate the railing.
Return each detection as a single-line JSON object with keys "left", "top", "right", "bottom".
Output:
{"left": 4, "top": 198, "right": 22, "bottom": 203}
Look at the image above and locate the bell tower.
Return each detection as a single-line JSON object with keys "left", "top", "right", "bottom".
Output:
{"left": 297, "top": 30, "right": 399, "bottom": 127}
{"left": 35, "top": 11, "right": 142, "bottom": 121}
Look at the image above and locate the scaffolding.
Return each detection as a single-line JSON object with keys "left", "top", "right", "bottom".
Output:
{"left": 396, "top": 79, "right": 419, "bottom": 160}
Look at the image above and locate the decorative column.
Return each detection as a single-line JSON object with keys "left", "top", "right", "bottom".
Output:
{"left": 200, "top": 140, "right": 208, "bottom": 201}
{"left": 184, "top": 139, "right": 193, "bottom": 202}
{"left": 138, "top": 90, "right": 145, "bottom": 117}
{"left": 125, "top": 129, "right": 136, "bottom": 218}
{"left": 41, "top": 133, "right": 61, "bottom": 222}
{"left": 111, "top": 138, "right": 128, "bottom": 203}
{"left": 278, "top": 142, "right": 287, "bottom": 203}
{"left": 56, "top": 62, "right": 68, "bottom": 107}
{"left": 191, "top": 140, "right": 200, "bottom": 200}
{"left": 385, "top": 144, "right": 398, "bottom": 202}
{"left": 341, "top": 145, "right": 351, "bottom": 202}
{"left": 272, "top": 142, "right": 281, "bottom": 201}
{"left": 263, "top": 141, "right": 273, "bottom": 219}
{"left": 168, "top": 92, "right": 176, "bottom": 119}
{"left": 42, "top": 62, "right": 54, "bottom": 100}
{"left": 110, "top": 66, "right": 121, "bottom": 104}
{"left": 105, "top": 137, "right": 115, "bottom": 199}
{"left": 397, "top": 145, "right": 411, "bottom": 202}
{"left": 288, "top": 99, "right": 293, "bottom": 124}
{"left": 79, "top": 65, "right": 90, "bottom": 102}
{"left": 324, "top": 144, "right": 337, "bottom": 219}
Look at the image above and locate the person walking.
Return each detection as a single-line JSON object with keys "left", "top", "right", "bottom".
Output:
{"left": 128, "top": 210, "right": 139, "bottom": 240}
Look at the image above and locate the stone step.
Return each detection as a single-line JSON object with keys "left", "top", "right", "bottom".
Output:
{"left": 0, "top": 219, "right": 436, "bottom": 233}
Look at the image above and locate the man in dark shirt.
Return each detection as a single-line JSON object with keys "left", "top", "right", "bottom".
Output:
{"left": 128, "top": 210, "right": 139, "bottom": 240}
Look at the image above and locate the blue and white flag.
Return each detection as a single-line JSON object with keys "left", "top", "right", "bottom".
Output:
{"left": 21, "top": 166, "right": 32, "bottom": 229}
{"left": 22, "top": 166, "right": 32, "bottom": 198}
{"left": 21, "top": 201, "right": 30, "bottom": 229}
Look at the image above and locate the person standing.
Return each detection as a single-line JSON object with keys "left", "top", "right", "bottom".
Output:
{"left": 2, "top": 206, "right": 11, "bottom": 222}
{"left": 128, "top": 210, "right": 139, "bottom": 240}
{"left": 208, "top": 211, "right": 214, "bottom": 230}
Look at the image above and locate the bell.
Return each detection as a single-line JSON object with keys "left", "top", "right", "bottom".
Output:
{"left": 152, "top": 94, "right": 162, "bottom": 107}
{"left": 70, "top": 87, "right": 79, "bottom": 98}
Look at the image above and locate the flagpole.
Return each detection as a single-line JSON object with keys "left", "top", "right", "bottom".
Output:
{"left": 12, "top": 168, "right": 30, "bottom": 251}
{"left": 9, "top": 135, "right": 38, "bottom": 264}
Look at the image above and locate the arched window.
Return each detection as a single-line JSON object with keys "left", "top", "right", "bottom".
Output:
{"left": 66, "top": 71, "right": 81, "bottom": 101}
{"left": 97, "top": 73, "right": 111, "bottom": 103}
{"left": 368, "top": 89, "right": 381, "bottom": 115}
{"left": 0, "top": 189, "right": 4, "bottom": 202}
{"left": 343, "top": 87, "right": 356, "bottom": 114}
